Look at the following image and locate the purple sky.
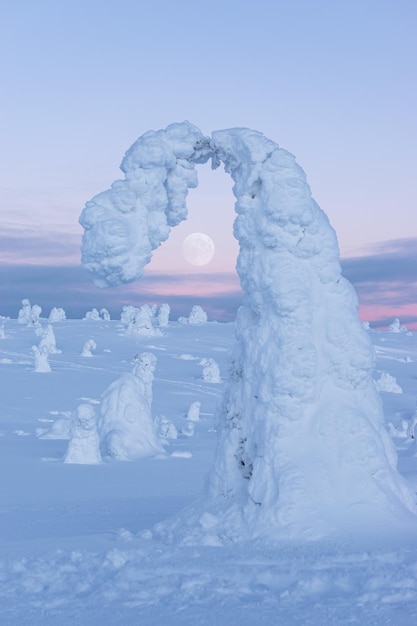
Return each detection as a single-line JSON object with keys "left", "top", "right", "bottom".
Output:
{"left": 1, "top": 1, "right": 416, "bottom": 327}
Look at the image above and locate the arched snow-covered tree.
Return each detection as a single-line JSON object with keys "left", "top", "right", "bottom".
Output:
{"left": 80, "top": 122, "right": 417, "bottom": 543}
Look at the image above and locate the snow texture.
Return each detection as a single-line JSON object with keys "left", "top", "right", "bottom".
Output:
{"left": 80, "top": 122, "right": 417, "bottom": 543}
{"left": 98, "top": 352, "right": 165, "bottom": 460}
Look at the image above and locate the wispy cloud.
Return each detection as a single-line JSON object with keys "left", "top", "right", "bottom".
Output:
{"left": 340, "top": 238, "right": 417, "bottom": 329}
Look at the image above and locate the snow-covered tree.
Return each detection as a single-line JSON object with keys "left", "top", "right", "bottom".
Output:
{"left": 32, "top": 345, "right": 51, "bottom": 373}
{"left": 189, "top": 305, "right": 207, "bottom": 325}
{"left": 389, "top": 318, "right": 407, "bottom": 333}
{"left": 187, "top": 401, "right": 201, "bottom": 422}
{"left": 200, "top": 358, "right": 221, "bottom": 383}
{"left": 64, "top": 403, "right": 101, "bottom": 464}
{"left": 81, "top": 339, "right": 96, "bottom": 357}
{"left": 98, "top": 352, "right": 164, "bottom": 460}
{"left": 17, "top": 299, "right": 32, "bottom": 324}
{"left": 36, "top": 324, "right": 61, "bottom": 354}
{"left": 157, "top": 303, "right": 170, "bottom": 327}
{"left": 48, "top": 307, "right": 66, "bottom": 322}
{"left": 84, "top": 308, "right": 100, "bottom": 321}
{"left": 80, "top": 122, "right": 417, "bottom": 542}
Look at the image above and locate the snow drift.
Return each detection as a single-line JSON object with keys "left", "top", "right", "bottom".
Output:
{"left": 80, "top": 122, "right": 417, "bottom": 543}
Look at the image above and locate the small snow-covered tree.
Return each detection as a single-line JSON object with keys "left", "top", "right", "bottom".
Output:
{"left": 200, "top": 358, "right": 221, "bottom": 383}
{"left": 100, "top": 308, "right": 111, "bottom": 321}
{"left": 80, "top": 122, "right": 417, "bottom": 542}
{"left": 189, "top": 305, "right": 207, "bottom": 325}
{"left": 32, "top": 345, "right": 51, "bottom": 373}
{"left": 81, "top": 339, "right": 96, "bottom": 357}
{"left": 84, "top": 308, "right": 100, "bottom": 320}
{"left": 98, "top": 352, "right": 164, "bottom": 460}
{"left": 37, "top": 324, "right": 61, "bottom": 354}
{"left": 64, "top": 403, "right": 101, "bottom": 464}
{"left": 157, "top": 303, "right": 170, "bottom": 327}
{"left": 389, "top": 318, "right": 407, "bottom": 333}
{"left": 17, "top": 299, "right": 32, "bottom": 324}
{"left": 48, "top": 307, "right": 66, "bottom": 322}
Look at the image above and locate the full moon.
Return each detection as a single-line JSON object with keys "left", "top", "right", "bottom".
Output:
{"left": 182, "top": 232, "right": 215, "bottom": 266}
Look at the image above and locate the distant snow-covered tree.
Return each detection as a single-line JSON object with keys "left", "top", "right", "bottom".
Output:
{"left": 64, "top": 403, "right": 101, "bottom": 464}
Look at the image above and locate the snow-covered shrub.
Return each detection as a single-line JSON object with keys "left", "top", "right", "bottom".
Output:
{"left": 122, "top": 305, "right": 162, "bottom": 336}
{"left": 187, "top": 401, "right": 201, "bottom": 421}
{"left": 64, "top": 403, "right": 101, "bottom": 464}
{"left": 48, "top": 307, "right": 66, "bottom": 322}
{"left": 200, "top": 358, "right": 221, "bottom": 383}
{"left": 36, "top": 324, "right": 61, "bottom": 354}
{"left": 189, "top": 305, "right": 207, "bottom": 325}
{"left": 98, "top": 352, "right": 164, "bottom": 460}
{"left": 80, "top": 121, "right": 417, "bottom": 542}
{"left": 30, "top": 305, "right": 42, "bottom": 327}
{"left": 389, "top": 318, "right": 407, "bottom": 333}
{"left": 407, "top": 405, "right": 417, "bottom": 439}
{"left": 0, "top": 324, "right": 5, "bottom": 339}
{"left": 155, "top": 416, "right": 178, "bottom": 440}
{"left": 84, "top": 308, "right": 100, "bottom": 321}
{"left": 100, "top": 308, "right": 110, "bottom": 321}
{"left": 17, "top": 299, "right": 32, "bottom": 324}
{"left": 32, "top": 345, "right": 51, "bottom": 373}
{"left": 37, "top": 414, "right": 72, "bottom": 439}
{"left": 81, "top": 339, "right": 96, "bottom": 357}
{"left": 375, "top": 371, "right": 403, "bottom": 394}
{"left": 157, "top": 303, "right": 170, "bottom": 327}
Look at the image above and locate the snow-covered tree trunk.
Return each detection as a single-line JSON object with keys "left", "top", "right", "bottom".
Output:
{"left": 80, "top": 122, "right": 417, "bottom": 542}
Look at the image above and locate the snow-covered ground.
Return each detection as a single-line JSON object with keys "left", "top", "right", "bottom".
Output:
{"left": 1, "top": 314, "right": 417, "bottom": 625}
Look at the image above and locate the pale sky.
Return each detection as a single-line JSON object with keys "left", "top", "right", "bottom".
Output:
{"left": 1, "top": 0, "right": 416, "bottom": 324}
